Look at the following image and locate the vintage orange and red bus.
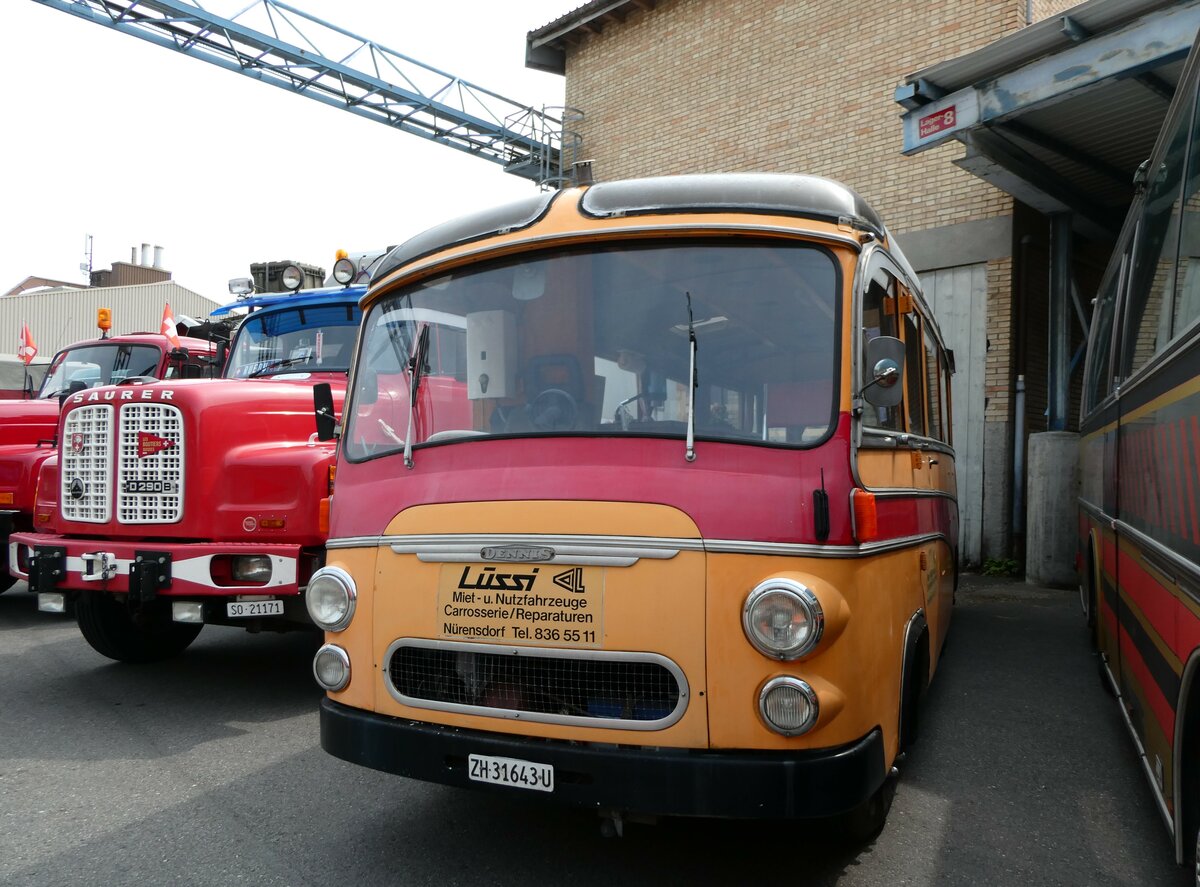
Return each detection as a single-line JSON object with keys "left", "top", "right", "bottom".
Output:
{"left": 309, "top": 173, "right": 958, "bottom": 835}
{"left": 1077, "top": 31, "right": 1200, "bottom": 875}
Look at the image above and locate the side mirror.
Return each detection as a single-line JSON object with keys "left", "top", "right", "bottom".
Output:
{"left": 861, "top": 336, "right": 905, "bottom": 408}
{"left": 313, "top": 383, "right": 337, "bottom": 441}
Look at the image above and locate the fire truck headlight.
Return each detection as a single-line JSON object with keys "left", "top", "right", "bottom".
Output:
{"left": 759, "top": 676, "right": 819, "bottom": 735}
{"left": 313, "top": 644, "right": 351, "bottom": 691}
{"left": 743, "top": 579, "right": 824, "bottom": 660}
{"left": 306, "top": 566, "right": 356, "bottom": 631}
{"left": 232, "top": 555, "right": 273, "bottom": 583}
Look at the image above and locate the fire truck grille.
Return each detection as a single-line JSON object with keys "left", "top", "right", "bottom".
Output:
{"left": 59, "top": 405, "right": 115, "bottom": 523}
{"left": 387, "top": 642, "right": 685, "bottom": 727}
{"left": 116, "top": 403, "right": 185, "bottom": 524}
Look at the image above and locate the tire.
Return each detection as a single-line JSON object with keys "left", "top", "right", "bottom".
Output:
{"left": 1193, "top": 822, "right": 1199, "bottom": 887}
{"left": 0, "top": 543, "right": 15, "bottom": 594}
{"left": 830, "top": 778, "right": 896, "bottom": 846}
{"left": 75, "top": 593, "right": 202, "bottom": 663}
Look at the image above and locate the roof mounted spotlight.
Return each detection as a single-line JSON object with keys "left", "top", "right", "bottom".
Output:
{"left": 332, "top": 254, "right": 356, "bottom": 286}
{"left": 228, "top": 277, "right": 255, "bottom": 298}
{"left": 281, "top": 264, "right": 305, "bottom": 293}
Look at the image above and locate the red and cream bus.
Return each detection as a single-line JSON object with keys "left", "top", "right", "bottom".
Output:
{"left": 1077, "top": 31, "right": 1200, "bottom": 876}
{"left": 309, "top": 173, "right": 958, "bottom": 836}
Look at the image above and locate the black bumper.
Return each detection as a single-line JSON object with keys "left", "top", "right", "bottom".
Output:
{"left": 320, "top": 698, "right": 886, "bottom": 819}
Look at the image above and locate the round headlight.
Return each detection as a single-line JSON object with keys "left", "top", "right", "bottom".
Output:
{"left": 281, "top": 264, "right": 305, "bottom": 292}
{"left": 306, "top": 566, "right": 356, "bottom": 631}
{"left": 313, "top": 644, "right": 351, "bottom": 691}
{"left": 332, "top": 257, "right": 356, "bottom": 285}
{"left": 742, "top": 579, "right": 823, "bottom": 660}
{"left": 759, "top": 676, "right": 819, "bottom": 735}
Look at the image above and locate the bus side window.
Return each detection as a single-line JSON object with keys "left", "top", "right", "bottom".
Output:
{"left": 861, "top": 268, "right": 902, "bottom": 432}
{"left": 903, "top": 308, "right": 925, "bottom": 436}
{"left": 1084, "top": 262, "right": 1121, "bottom": 412}
{"left": 923, "top": 321, "right": 944, "bottom": 442}
{"left": 1121, "top": 82, "right": 1192, "bottom": 379}
{"left": 1172, "top": 80, "right": 1200, "bottom": 338}
{"left": 940, "top": 354, "right": 953, "bottom": 445}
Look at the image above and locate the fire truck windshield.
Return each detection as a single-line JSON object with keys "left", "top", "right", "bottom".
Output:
{"left": 344, "top": 239, "right": 839, "bottom": 461}
{"left": 226, "top": 303, "right": 361, "bottom": 379}
{"left": 40, "top": 343, "right": 162, "bottom": 397}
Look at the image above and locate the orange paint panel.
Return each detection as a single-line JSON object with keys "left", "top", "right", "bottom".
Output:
{"left": 369, "top": 502, "right": 710, "bottom": 748}
{"left": 385, "top": 499, "right": 702, "bottom": 539}
{"left": 706, "top": 549, "right": 928, "bottom": 760}
{"left": 323, "top": 546, "right": 381, "bottom": 712}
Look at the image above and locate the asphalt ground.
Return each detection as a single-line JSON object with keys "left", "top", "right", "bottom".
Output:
{"left": 0, "top": 574, "right": 1189, "bottom": 886}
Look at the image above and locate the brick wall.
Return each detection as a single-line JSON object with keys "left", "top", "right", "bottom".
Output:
{"left": 562, "top": 0, "right": 1033, "bottom": 235}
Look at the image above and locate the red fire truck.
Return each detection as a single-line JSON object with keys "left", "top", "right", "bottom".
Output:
{"left": 8, "top": 259, "right": 371, "bottom": 662}
{"left": 0, "top": 312, "right": 226, "bottom": 593}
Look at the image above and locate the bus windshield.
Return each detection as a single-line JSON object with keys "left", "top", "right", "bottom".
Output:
{"left": 39, "top": 343, "right": 163, "bottom": 397}
{"left": 345, "top": 240, "right": 839, "bottom": 460}
{"left": 226, "top": 304, "right": 361, "bottom": 379}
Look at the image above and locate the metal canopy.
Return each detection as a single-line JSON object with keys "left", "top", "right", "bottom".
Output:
{"left": 34, "top": 0, "right": 564, "bottom": 183}
{"left": 895, "top": 0, "right": 1200, "bottom": 240}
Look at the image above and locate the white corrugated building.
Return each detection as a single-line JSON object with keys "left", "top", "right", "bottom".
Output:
{"left": 0, "top": 280, "right": 223, "bottom": 364}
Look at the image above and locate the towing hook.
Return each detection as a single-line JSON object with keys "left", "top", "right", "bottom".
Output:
{"left": 598, "top": 809, "right": 624, "bottom": 839}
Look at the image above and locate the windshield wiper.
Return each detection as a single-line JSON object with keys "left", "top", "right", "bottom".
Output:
{"left": 685, "top": 292, "right": 698, "bottom": 462}
{"left": 404, "top": 322, "right": 431, "bottom": 469}
{"left": 248, "top": 356, "right": 310, "bottom": 378}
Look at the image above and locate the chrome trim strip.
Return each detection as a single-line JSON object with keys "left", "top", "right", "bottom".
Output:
{"left": 382, "top": 637, "right": 689, "bottom": 731}
{"left": 328, "top": 531, "right": 948, "bottom": 559}
{"left": 387, "top": 534, "right": 685, "bottom": 566}
{"left": 1101, "top": 653, "right": 1174, "bottom": 835}
{"left": 1112, "top": 519, "right": 1200, "bottom": 606}
{"left": 1077, "top": 497, "right": 1107, "bottom": 525}
{"left": 704, "top": 532, "right": 946, "bottom": 557}
{"left": 870, "top": 488, "right": 957, "bottom": 501}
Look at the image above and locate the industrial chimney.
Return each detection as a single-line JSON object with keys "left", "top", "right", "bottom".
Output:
{"left": 130, "top": 246, "right": 139, "bottom": 265}
{"left": 153, "top": 245, "right": 164, "bottom": 269}
{"left": 141, "top": 243, "right": 152, "bottom": 267}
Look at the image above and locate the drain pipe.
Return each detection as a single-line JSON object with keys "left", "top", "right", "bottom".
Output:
{"left": 1013, "top": 374, "right": 1026, "bottom": 538}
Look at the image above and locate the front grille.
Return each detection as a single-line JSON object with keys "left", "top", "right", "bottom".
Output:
{"left": 116, "top": 403, "right": 184, "bottom": 524}
{"left": 387, "top": 640, "right": 686, "bottom": 729}
{"left": 60, "top": 405, "right": 114, "bottom": 523}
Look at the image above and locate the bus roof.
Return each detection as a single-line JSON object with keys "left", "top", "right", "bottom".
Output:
{"left": 374, "top": 173, "right": 890, "bottom": 282}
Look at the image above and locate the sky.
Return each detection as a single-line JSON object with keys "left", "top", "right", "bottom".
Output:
{"left": 0, "top": 0, "right": 574, "bottom": 305}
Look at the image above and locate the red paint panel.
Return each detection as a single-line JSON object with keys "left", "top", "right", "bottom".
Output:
{"left": 335, "top": 414, "right": 854, "bottom": 543}
{"left": 1118, "top": 627, "right": 1176, "bottom": 742}
{"left": 1180, "top": 418, "right": 1199, "bottom": 545}
{"left": 1117, "top": 548, "right": 1180, "bottom": 660}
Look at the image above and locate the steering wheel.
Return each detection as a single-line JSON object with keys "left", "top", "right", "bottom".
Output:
{"left": 530, "top": 388, "right": 578, "bottom": 431}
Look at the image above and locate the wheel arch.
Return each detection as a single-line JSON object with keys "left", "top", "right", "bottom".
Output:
{"left": 1173, "top": 646, "right": 1200, "bottom": 865}
{"left": 898, "top": 608, "right": 929, "bottom": 752}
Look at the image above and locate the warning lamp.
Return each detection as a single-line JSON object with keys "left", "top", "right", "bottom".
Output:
{"left": 97, "top": 307, "right": 112, "bottom": 336}
{"left": 851, "top": 489, "right": 878, "bottom": 543}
